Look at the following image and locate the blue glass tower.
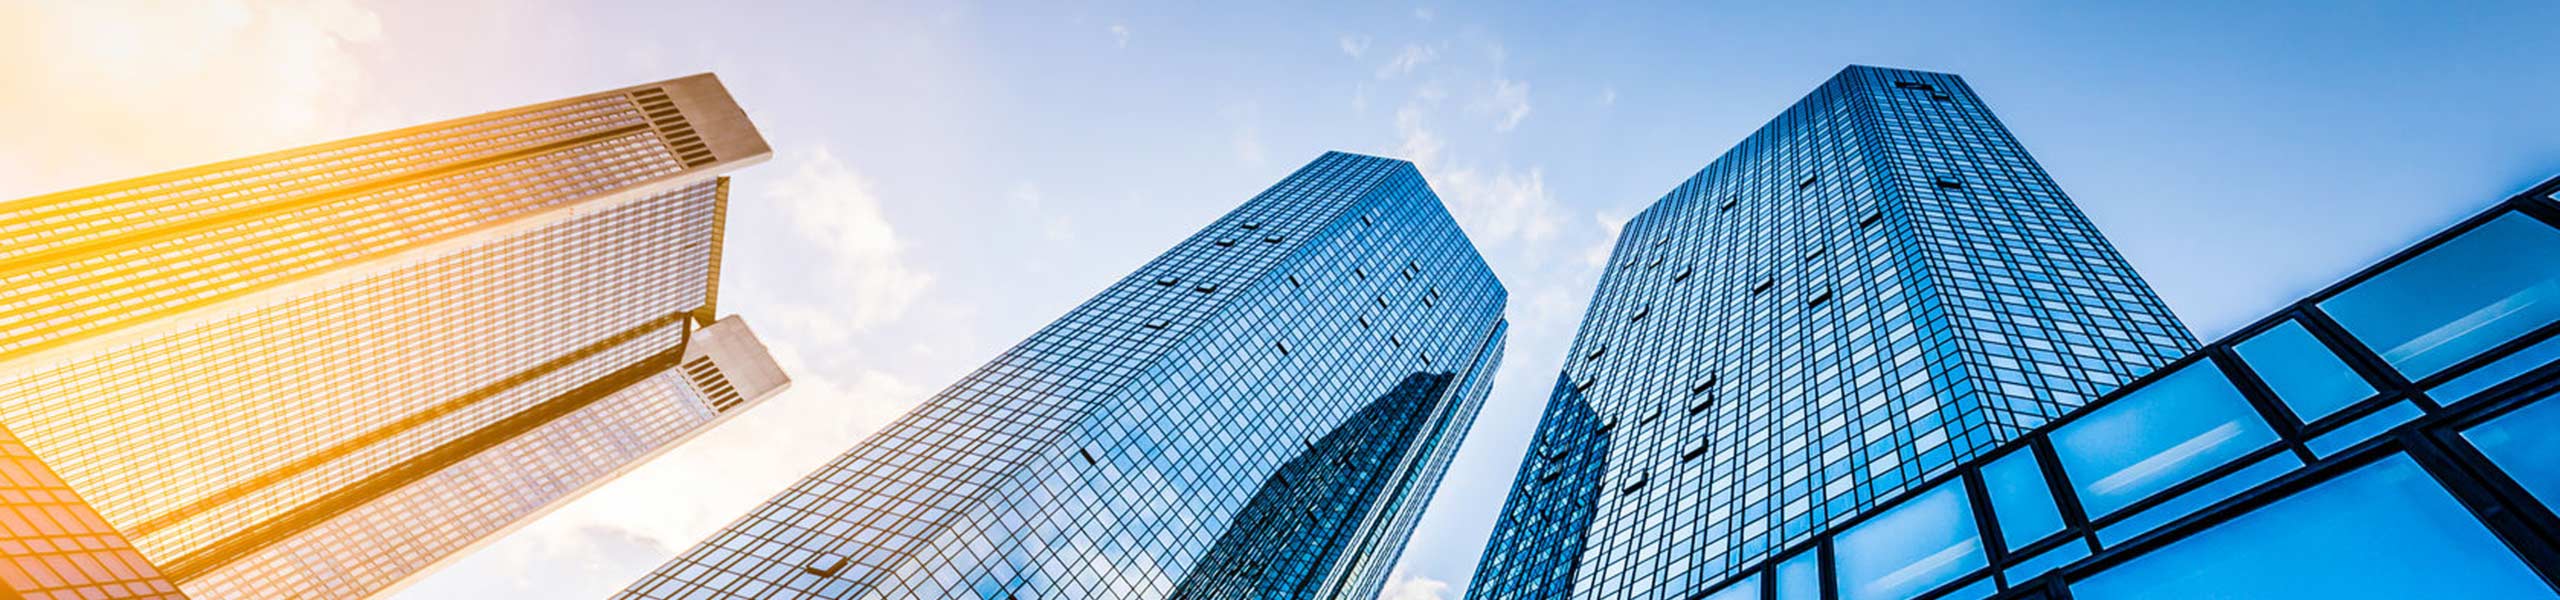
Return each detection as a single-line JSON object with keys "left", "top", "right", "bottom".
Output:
{"left": 623, "top": 151, "right": 1508, "bottom": 599}
{"left": 1469, "top": 66, "right": 2198, "bottom": 597}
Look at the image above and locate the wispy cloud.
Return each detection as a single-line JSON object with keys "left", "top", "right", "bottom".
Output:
{"left": 1482, "top": 78, "right": 1531, "bottom": 132}
{"left": 1382, "top": 568, "right": 1454, "bottom": 600}
{"left": 1377, "top": 43, "right": 1440, "bottom": 79}
{"left": 1339, "top": 34, "right": 1372, "bottom": 58}
{"left": 767, "top": 146, "right": 934, "bottom": 334}
{"left": 1396, "top": 98, "right": 1562, "bottom": 245}
{"left": 1006, "top": 183, "right": 1076, "bottom": 242}
{"left": 1224, "top": 101, "right": 1269, "bottom": 167}
{"left": 1109, "top": 23, "right": 1129, "bottom": 48}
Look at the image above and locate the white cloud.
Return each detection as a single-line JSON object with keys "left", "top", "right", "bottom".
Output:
{"left": 1481, "top": 79, "right": 1531, "bottom": 132}
{"left": 765, "top": 146, "right": 934, "bottom": 333}
{"left": 1382, "top": 568, "right": 1454, "bottom": 600}
{"left": 1585, "top": 209, "right": 1631, "bottom": 267}
{"left": 1109, "top": 23, "right": 1129, "bottom": 48}
{"left": 0, "top": 0, "right": 385, "bottom": 196}
{"left": 1396, "top": 100, "right": 1563, "bottom": 245}
{"left": 1412, "top": 7, "right": 1437, "bottom": 21}
{"left": 1377, "top": 43, "right": 1440, "bottom": 80}
{"left": 1599, "top": 86, "right": 1619, "bottom": 106}
{"left": 1338, "top": 34, "right": 1372, "bottom": 58}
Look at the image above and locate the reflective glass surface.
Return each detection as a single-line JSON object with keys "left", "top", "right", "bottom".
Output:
{"left": 2071, "top": 454, "right": 2554, "bottom": 599}
{"left": 1835, "top": 482, "right": 1985, "bottom": 600}
{"left": 626, "top": 152, "right": 1511, "bottom": 599}
{"left": 1704, "top": 574, "right": 1760, "bottom": 600}
{"left": 2321, "top": 213, "right": 2560, "bottom": 379}
{"left": 1979, "top": 450, "right": 2065, "bottom": 549}
{"left": 1774, "top": 551, "right": 1819, "bottom": 600}
{"left": 1470, "top": 65, "right": 2195, "bottom": 598}
{"left": 2429, "top": 331, "right": 2560, "bottom": 404}
{"left": 2051, "top": 360, "right": 2278, "bottom": 517}
{"left": 2464, "top": 392, "right": 2560, "bottom": 508}
{"left": 2233, "top": 320, "right": 2376, "bottom": 422}
{"left": 2305, "top": 401, "right": 2420, "bottom": 457}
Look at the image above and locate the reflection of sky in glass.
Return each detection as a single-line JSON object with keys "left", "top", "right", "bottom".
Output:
{"left": 2072, "top": 454, "right": 2555, "bottom": 599}
{"left": 2321, "top": 213, "right": 2560, "bottom": 380}
{"left": 2051, "top": 360, "right": 2278, "bottom": 516}
{"left": 1774, "top": 551, "right": 1818, "bottom": 600}
{"left": 2233, "top": 320, "right": 2375, "bottom": 422}
{"left": 1835, "top": 482, "right": 1984, "bottom": 600}
{"left": 1703, "top": 573, "right": 1760, "bottom": 600}
{"left": 2464, "top": 391, "right": 2560, "bottom": 508}
{"left": 1979, "top": 450, "right": 2065, "bottom": 549}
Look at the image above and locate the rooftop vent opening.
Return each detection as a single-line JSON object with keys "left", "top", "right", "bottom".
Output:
{"left": 1934, "top": 176, "right": 1965, "bottom": 190}
{"left": 1894, "top": 81, "right": 1935, "bottom": 91}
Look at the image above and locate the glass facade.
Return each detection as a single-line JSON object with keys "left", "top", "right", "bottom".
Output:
{"left": 0, "top": 74, "right": 788, "bottom": 600}
{"left": 1471, "top": 65, "right": 2197, "bottom": 598}
{"left": 620, "top": 151, "right": 1510, "bottom": 599}
{"left": 1485, "top": 159, "right": 2560, "bottom": 596}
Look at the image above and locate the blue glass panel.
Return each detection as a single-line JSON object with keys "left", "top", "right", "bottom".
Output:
{"left": 2072, "top": 454, "right": 2554, "bottom": 599}
{"left": 1979, "top": 450, "right": 2064, "bottom": 549}
{"left": 2096, "top": 451, "right": 2299, "bottom": 545}
{"left": 2233, "top": 320, "right": 2377, "bottom": 422}
{"left": 2052, "top": 360, "right": 2281, "bottom": 517}
{"left": 2429, "top": 331, "right": 2560, "bottom": 404}
{"left": 1704, "top": 573, "right": 1761, "bottom": 600}
{"left": 1775, "top": 551, "right": 1818, "bottom": 600}
{"left": 2464, "top": 391, "right": 2560, "bottom": 508}
{"left": 2321, "top": 213, "right": 2560, "bottom": 380}
{"left": 1836, "top": 481, "right": 1986, "bottom": 600}
{"left": 2003, "top": 539, "right": 2088, "bottom": 583}
{"left": 2306, "top": 401, "right": 2420, "bottom": 458}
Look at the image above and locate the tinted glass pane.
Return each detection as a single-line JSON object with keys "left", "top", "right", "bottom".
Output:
{"left": 2429, "top": 331, "right": 2560, "bottom": 404}
{"left": 2072, "top": 454, "right": 2554, "bottom": 600}
{"left": 2464, "top": 391, "right": 2560, "bottom": 508}
{"left": 1775, "top": 551, "right": 1818, "bottom": 600}
{"left": 1980, "top": 450, "right": 2065, "bottom": 548}
{"left": 1704, "top": 574, "right": 1761, "bottom": 600}
{"left": 2321, "top": 213, "right": 2560, "bottom": 380}
{"left": 2306, "top": 401, "right": 2420, "bottom": 458}
{"left": 2233, "top": 320, "right": 2376, "bottom": 422}
{"left": 2052, "top": 360, "right": 2280, "bottom": 516}
{"left": 1836, "top": 481, "right": 1986, "bottom": 600}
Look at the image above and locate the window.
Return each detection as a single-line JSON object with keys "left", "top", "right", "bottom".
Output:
{"left": 1836, "top": 481, "right": 1986, "bottom": 600}
{"left": 1799, "top": 175, "right": 1818, "bottom": 189}
{"left": 1752, "top": 277, "right": 1776, "bottom": 294}
{"left": 1894, "top": 81, "right": 1935, "bottom": 91}
{"left": 1806, "top": 289, "right": 1832, "bottom": 308}
{"left": 1705, "top": 574, "right": 1761, "bottom": 600}
{"left": 1859, "top": 211, "right": 1883, "bottom": 227}
{"left": 1214, "top": 239, "right": 1236, "bottom": 247}
{"left": 2051, "top": 360, "right": 2279, "bottom": 517}
{"left": 1193, "top": 284, "right": 1217, "bottom": 294}
{"left": 1263, "top": 235, "right": 1284, "bottom": 244}
{"left": 1240, "top": 221, "right": 1260, "bottom": 230}
{"left": 2070, "top": 454, "right": 2554, "bottom": 600}
{"left": 1721, "top": 197, "right": 1740, "bottom": 211}
{"left": 1154, "top": 277, "right": 1179, "bottom": 287}
{"left": 2462, "top": 391, "right": 2560, "bottom": 507}
{"left": 1933, "top": 176, "right": 1964, "bottom": 190}
{"left": 1980, "top": 449, "right": 2066, "bottom": 548}
{"left": 2320, "top": 213, "right": 2560, "bottom": 380}
{"left": 2232, "top": 320, "right": 2377, "bottom": 422}
{"left": 1775, "top": 550, "right": 1819, "bottom": 600}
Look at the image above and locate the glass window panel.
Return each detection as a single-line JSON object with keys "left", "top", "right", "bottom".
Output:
{"left": 2071, "top": 454, "right": 2553, "bottom": 600}
{"left": 2306, "top": 401, "right": 2421, "bottom": 458}
{"left": 2233, "top": 320, "right": 2377, "bottom": 422}
{"left": 1775, "top": 551, "right": 1819, "bottom": 600}
{"left": 1836, "top": 481, "right": 1986, "bottom": 600}
{"left": 2463, "top": 391, "right": 2560, "bottom": 508}
{"left": 1979, "top": 450, "right": 2065, "bottom": 549}
{"left": 2004, "top": 539, "right": 2089, "bottom": 583}
{"left": 2320, "top": 212, "right": 2560, "bottom": 380}
{"left": 2052, "top": 360, "right": 2281, "bottom": 517}
{"left": 2096, "top": 451, "right": 2300, "bottom": 545}
{"left": 2428, "top": 332, "right": 2560, "bottom": 405}
{"left": 1704, "top": 573, "right": 1761, "bottom": 600}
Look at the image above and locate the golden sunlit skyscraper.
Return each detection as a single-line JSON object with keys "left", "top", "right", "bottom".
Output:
{"left": 0, "top": 73, "right": 788, "bottom": 600}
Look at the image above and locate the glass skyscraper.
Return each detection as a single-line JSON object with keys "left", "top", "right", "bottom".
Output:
{"left": 0, "top": 73, "right": 789, "bottom": 599}
{"left": 621, "top": 151, "right": 1509, "bottom": 599}
{"left": 1470, "top": 66, "right": 2200, "bottom": 597}
{"left": 1487, "top": 176, "right": 2560, "bottom": 600}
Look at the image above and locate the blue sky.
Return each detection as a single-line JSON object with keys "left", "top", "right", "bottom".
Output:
{"left": 5, "top": 1, "right": 2557, "bottom": 598}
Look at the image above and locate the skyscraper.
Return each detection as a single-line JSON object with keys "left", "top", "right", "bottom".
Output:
{"left": 621, "top": 151, "right": 1508, "bottom": 599}
{"left": 0, "top": 73, "right": 788, "bottom": 599}
{"left": 1469, "top": 66, "right": 2199, "bottom": 597}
